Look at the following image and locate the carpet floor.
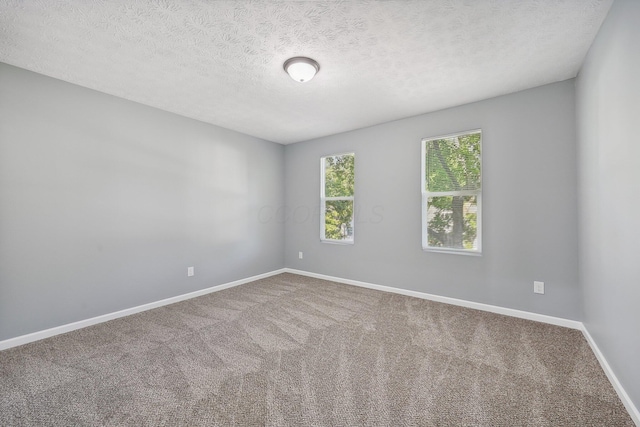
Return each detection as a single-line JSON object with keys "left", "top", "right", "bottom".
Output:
{"left": 0, "top": 273, "right": 634, "bottom": 426}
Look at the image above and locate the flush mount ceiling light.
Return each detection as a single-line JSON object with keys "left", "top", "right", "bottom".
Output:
{"left": 283, "top": 57, "right": 320, "bottom": 83}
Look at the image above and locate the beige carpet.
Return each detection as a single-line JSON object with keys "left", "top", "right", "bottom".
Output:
{"left": 0, "top": 273, "right": 634, "bottom": 426}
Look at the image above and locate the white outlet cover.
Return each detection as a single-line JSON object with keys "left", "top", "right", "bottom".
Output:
{"left": 187, "top": 267, "right": 194, "bottom": 277}
{"left": 534, "top": 281, "right": 545, "bottom": 294}
{"left": 298, "top": 252, "right": 303, "bottom": 259}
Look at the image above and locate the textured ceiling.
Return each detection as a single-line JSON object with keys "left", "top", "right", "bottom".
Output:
{"left": 0, "top": 0, "right": 613, "bottom": 144}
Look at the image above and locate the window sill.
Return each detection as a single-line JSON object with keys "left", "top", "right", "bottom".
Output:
{"left": 422, "top": 247, "right": 482, "bottom": 256}
{"left": 321, "top": 239, "right": 354, "bottom": 245}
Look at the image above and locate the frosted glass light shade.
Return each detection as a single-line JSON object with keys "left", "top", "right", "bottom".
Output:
{"left": 284, "top": 57, "right": 320, "bottom": 83}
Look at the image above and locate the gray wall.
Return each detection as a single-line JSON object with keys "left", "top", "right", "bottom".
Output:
{"left": 285, "top": 80, "right": 580, "bottom": 320}
{"left": 0, "top": 63, "right": 284, "bottom": 341}
{"left": 576, "top": 0, "right": 640, "bottom": 410}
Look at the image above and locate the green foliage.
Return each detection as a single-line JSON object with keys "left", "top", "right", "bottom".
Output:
{"left": 425, "top": 133, "right": 481, "bottom": 249}
{"left": 325, "top": 200, "right": 353, "bottom": 240}
{"left": 325, "top": 154, "right": 355, "bottom": 197}
{"left": 425, "top": 133, "right": 481, "bottom": 192}
{"left": 324, "top": 154, "right": 354, "bottom": 240}
{"left": 427, "top": 196, "right": 478, "bottom": 249}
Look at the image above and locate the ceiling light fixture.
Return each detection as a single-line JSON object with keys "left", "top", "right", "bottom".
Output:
{"left": 283, "top": 57, "right": 320, "bottom": 83}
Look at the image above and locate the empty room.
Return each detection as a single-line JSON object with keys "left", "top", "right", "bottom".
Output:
{"left": 1, "top": 0, "right": 638, "bottom": 425}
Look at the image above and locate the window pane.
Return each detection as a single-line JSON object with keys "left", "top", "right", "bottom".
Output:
{"left": 425, "top": 132, "right": 481, "bottom": 192}
{"left": 325, "top": 200, "right": 354, "bottom": 241}
{"left": 324, "top": 154, "right": 354, "bottom": 197}
{"left": 427, "top": 195, "right": 478, "bottom": 250}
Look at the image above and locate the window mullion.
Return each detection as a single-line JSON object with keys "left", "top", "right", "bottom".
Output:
{"left": 421, "top": 130, "right": 482, "bottom": 254}
{"left": 324, "top": 196, "right": 354, "bottom": 201}
{"left": 321, "top": 153, "right": 355, "bottom": 243}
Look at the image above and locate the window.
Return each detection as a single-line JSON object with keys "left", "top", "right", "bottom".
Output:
{"left": 422, "top": 130, "right": 481, "bottom": 254}
{"left": 321, "top": 153, "right": 354, "bottom": 243}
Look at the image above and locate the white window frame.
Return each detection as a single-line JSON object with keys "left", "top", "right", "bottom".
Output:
{"left": 320, "top": 152, "right": 355, "bottom": 244}
{"left": 421, "top": 130, "right": 482, "bottom": 255}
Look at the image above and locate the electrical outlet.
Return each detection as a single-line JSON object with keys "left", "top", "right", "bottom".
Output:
{"left": 534, "top": 281, "right": 544, "bottom": 294}
{"left": 187, "top": 266, "right": 194, "bottom": 277}
{"left": 298, "top": 251, "right": 303, "bottom": 259}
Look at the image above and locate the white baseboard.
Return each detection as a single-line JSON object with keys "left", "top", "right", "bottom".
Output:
{"left": 0, "top": 268, "right": 286, "bottom": 351}
{"left": 581, "top": 327, "right": 640, "bottom": 426}
{"left": 284, "top": 268, "right": 582, "bottom": 329}
{"left": 2, "top": 267, "right": 637, "bottom": 425}
{"left": 284, "top": 268, "right": 639, "bottom": 425}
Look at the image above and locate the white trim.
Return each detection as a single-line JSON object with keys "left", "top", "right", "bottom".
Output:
{"left": 320, "top": 150, "right": 355, "bottom": 159}
{"left": 320, "top": 239, "right": 354, "bottom": 245}
{"left": 324, "top": 197, "right": 354, "bottom": 201}
{"left": 284, "top": 268, "right": 581, "bottom": 329}
{"left": 321, "top": 152, "right": 355, "bottom": 243}
{"left": 2, "top": 267, "right": 637, "bottom": 425}
{"left": 581, "top": 327, "right": 640, "bottom": 426}
{"left": 426, "top": 190, "right": 480, "bottom": 197}
{"left": 422, "top": 128, "right": 483, "bottom": 142}
{"left": 423, "top": 247, "right": 482, "bottom": 256}
{"left": 284, "top": 268, "right": 639, "bottom": 424}
{"left": 0, "top": 268, "right": 286, "bottom": 351}
{"left": 421, "top": 129, "right": 482, "bottom": 254}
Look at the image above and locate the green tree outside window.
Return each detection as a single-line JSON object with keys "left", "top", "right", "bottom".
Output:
{"left": 423, "top": 131, "right": 481, "bottom": 252}
{"left": 321, "top": 153, "right": 354, "bottom": 241}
